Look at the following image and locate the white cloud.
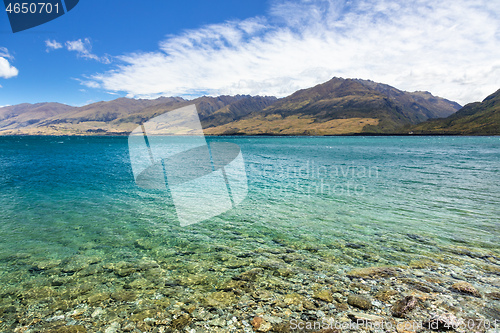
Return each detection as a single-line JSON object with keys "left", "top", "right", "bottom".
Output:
{"left": 0, "top": 47, "right": 13, "bottom": 59}
{"left": 86, "top": 0, "right": 500, "bottom": 105}
{"left": 65, "top": 38, "right": 111, "bottom": 64}
{"left": 0, "top": 47, "right": 18, "bottom": 79}
{"left": 45, "top": 39, "right": 63, "bottom": 52}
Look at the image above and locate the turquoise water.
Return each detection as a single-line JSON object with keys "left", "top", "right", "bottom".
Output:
{"left": 1, "top": 136, "right": 499, "bottom": 262}
{"left": 0, "top": 136, "right": 499, "bottom": 306}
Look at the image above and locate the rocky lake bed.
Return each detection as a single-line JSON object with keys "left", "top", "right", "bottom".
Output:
{"left": 1, "top": 235, "right": 499, "bottom": 333}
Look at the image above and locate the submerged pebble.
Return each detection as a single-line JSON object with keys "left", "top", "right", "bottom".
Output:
{"left": 1, "top": 240, "right": 499, "bottom": 333}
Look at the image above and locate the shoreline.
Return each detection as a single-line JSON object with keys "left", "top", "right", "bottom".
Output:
{"left": 0, "top": 133, "right": 499, "bottom": 137}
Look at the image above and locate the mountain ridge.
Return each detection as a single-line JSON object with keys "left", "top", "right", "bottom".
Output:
{"left": 405, "top": 89, "right": 500, "bottom": 135}
{"left": 0, "top": 77, "right": 463, "bottom": 135}
{"left": 203, "top": 77, "right": 461, "bottom": 135}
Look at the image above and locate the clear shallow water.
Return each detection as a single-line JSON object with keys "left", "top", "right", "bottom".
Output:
{"left": 0, "top": 136, "right": 499, "bottom": 299}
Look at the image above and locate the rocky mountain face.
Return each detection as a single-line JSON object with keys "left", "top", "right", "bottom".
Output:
{"left": 0, "top": 77, "right": 462, "bottom": 136}
{"left": 0, "top": 96, "right": 276, "bottom": 135}
{"left": 203, "top": 77, "right": 461, "bottom": 135}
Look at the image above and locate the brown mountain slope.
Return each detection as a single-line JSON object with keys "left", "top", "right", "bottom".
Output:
{"left": 203, "top": 77, "right": 461, "bottom": 135}
{"left": 0, "top": 95, "right": 277, "bottom": 135}
{"left": 0, "top": 103, "right": 76, "bottom": 131}
{"left": 0, "top": 77, "right": 460, "bottom": 136}
{"left": 405, "top": 89, "right": 500, "bottom": 135}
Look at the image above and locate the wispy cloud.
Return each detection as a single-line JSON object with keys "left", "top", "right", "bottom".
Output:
{"left": 0, "top": 47, "right": 13, "bottom": 59}
{"left": 65, "top": 38, "right": 111, "bottom": 64}
{"left": 44, "top": 38, "right": 111, "bottom": 64}
{"left": 86, "top": 0, "right": 500, "bottom": 104}
{"left": 0, "top": 47, "right": 18, "bottom": 79}
{"left": 45, "top": 39, "right": 63, "bottom": 52}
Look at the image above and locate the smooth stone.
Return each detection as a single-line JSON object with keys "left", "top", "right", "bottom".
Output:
{"left": 46, "top": 315, "right": 65, "bottom": 322}
{"left": 256, "top": 320, "right": 272, "bottom": 332}
{"left": 313, "top": 290, "right": 334, "bottom": 303}
{"left": 50, "top": 325, "right": 87, "bottom": 333}
{"left": 87, "top": 292, "right": 110, "bottom": 305}
{"left": 283, "top": 293, "right": 306, "bottom": 306}
{"left": 392, "top": 296, "right": 418, "bottom": 318}
{"left": 104, "top": 322, "right": 120, "bottom": 333}
{"left": 347, "top": 294, "right": 372, "bottom": 310}
{"left": 332, "top": 292, "right": 345, "bottom": 303}
{"left": 91, "top": 307, "right": 104, "bottom": 318}
{"left": 67, "top": 306, "right": 87, "bottom": 317}
{"left": 121, "top": 321, "right": 136, "bottom": 332}
{"left": 451, "top": 281, "right": 481, "bottom": 297}
{"left": 208, "top": 317, "right": 226, "bottom": 327}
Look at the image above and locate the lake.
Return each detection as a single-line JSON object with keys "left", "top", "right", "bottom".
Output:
{"left": 0, "top": 135, "right": 499, "bottom": 331}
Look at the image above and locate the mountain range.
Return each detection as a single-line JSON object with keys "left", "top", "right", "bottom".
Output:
{"left": 0, "top": 96, "right": 276, "bottom": 135}
{"left": 405, "top": 88, "right": 500, "bottom": 135}
{"left": 203, "top": 78, "right": 460, "bottom": 135}
{"left": 1, "top": 77, "right": 496, "bottom": 136}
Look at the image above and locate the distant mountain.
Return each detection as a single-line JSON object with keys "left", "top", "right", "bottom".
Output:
{"left": 0, "top": 102, "right": 76, "bottom": 132}
{"left": 203, "top": 78, "right": 461, "bottom": 135}
{"left": 0, "top": 77, "right": 460, "bottom": 136}
{"left": 34, "top": 97, "right": 188, "bottom": 135}
{"left": 0, "top": 95, "right": 276, "bottom": 135}
{"left": 406, "top": 89, "right": 500, "bottom": 135}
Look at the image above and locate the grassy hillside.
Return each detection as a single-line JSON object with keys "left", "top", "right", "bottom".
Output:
{"left": 0, "top": 96, "right": 276, "bottom": 135}
{"left": 0, "top": 103, "right": 76, "bottom": 132}
{"left": 0, "top": 77, "right": 461, "bottom": 136}
{"left": 406, "top": 89, "right": 500, "bottom": 135}
{"left": 203, "top": 77, "right": 461, "bottom": 135}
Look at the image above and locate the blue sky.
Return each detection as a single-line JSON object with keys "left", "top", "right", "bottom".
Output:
{"left": 0, "top": 0, "right": 270, "bottom": 106}
{"left": 1, "top": 0, "right": 499, "bottom": 107}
